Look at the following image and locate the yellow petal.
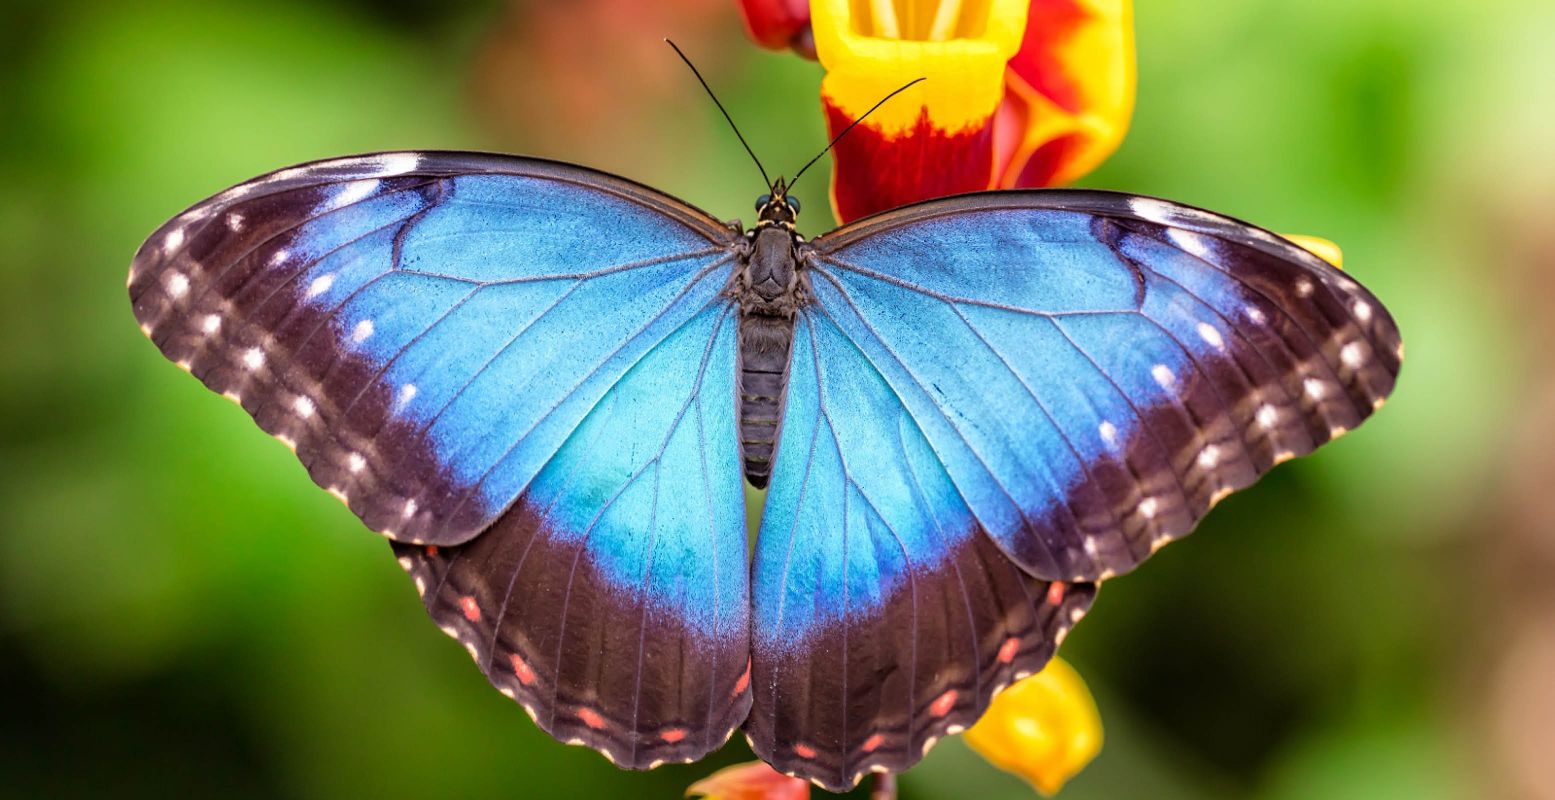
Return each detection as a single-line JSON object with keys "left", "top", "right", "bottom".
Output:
{"left": 964, "top": 657, "right": 1102, "bottom": 796}
{"left": 812, "top": 0, "right": 1030, "bottom": 135}
{"left": 1281, "top": 233, "right": 1345, "bottom": 269}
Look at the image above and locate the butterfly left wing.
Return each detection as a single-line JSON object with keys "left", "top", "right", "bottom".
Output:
{"left": 746, "top": 189, "right": 1400, "bottom": 789}
{"left": 128, "top": 152, "right": 752, "bottom": 767}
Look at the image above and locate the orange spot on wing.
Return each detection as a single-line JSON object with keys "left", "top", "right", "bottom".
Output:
{"left": 861, "top": 733, "right": 884, "bottom": 753}
{"left": 425, "top": 545, "right": 438, "bottom": 557}
{"left": 458, "top": 595, "right": 480, "bottom": 621}
{"left": 510, "top": 653, "right": 536, "bottom": 685}
{"left": 577, "top": 707, "right": 606, "bottom": 729}
{"left": 998, "top": 636, "right": 1021, "bottom": 664}
{"left": 930, "top": 689, "right": 958, "bottom": 717}
{"left": 794, "top": 743, "right": 817, "bottom": 759}
{"left": 1046, "top": 582, "right": 1067, "bottom": 606}
{"left": 733, "top": 659, "right": 751, "bottom": 695}
{"left": 661, "top": 727, "right": 688, "bottom": 743}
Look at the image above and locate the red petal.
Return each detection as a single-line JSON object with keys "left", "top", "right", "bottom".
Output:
{"left": 687, "top": 761, "right": 810, "bottom": 800}
{"left": 737, "top": 0, "right": 812, "bottom": 52}
{"left": 825, "top": 99, "right": 995, "bottom": 223}
{"left": 1009, "top": 0, "right": 1092, "bottom": 113}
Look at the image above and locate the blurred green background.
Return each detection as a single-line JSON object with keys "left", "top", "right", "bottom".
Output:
{"left": 3, "top": 0, "right": 1553, "bottom": 797}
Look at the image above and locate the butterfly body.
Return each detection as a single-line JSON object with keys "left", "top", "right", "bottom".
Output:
{"left": 129, "top": 151, "right": 1400, "bottom": 791}
{"left": 734, "top": 184, "right": 809, "bottom": 488}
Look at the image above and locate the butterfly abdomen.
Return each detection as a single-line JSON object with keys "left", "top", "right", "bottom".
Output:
{"left": 735, "top": 226, "right": 805, "bottom": 489}
{"left": 737, "top": 313, "right": 794, "bottom": 489}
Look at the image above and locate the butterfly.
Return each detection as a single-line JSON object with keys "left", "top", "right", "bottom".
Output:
{"left": 128, "top": 150, "right": 1400, "bottom": 791}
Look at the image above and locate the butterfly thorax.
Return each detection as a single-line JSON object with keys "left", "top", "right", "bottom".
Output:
{"left": 733, "top": 202, "right": 808, "bottom": 488}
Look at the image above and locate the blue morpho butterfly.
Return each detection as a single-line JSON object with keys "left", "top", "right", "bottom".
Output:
{"left": 128, "top": 58, "right": 1401, "bottom": 792}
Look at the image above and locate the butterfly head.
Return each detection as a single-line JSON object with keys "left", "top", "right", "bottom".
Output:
{"left": 756, "top": 178, "right": 801, "bottom": 227}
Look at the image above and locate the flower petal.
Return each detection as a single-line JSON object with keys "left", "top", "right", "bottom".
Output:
{"left": 964, "top": 657, "right": 1102, "bottom": 796}
{"left": 1281, "top": 233, "right": 1345, "bottom": 269}
{"left": 737, "top": 0, "right": 815, "bottom": 57}
{"left": 813, "top": 0, "right": 1031, "bottom": 221}
{"left": 999, "top": 0, "right": 1135, "bottom": 187}
{"left": 686, "top": 760, "right": 810, "bottom": 800}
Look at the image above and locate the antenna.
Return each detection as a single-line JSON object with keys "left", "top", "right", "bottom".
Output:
{"left": 788, "top": 77, "right": 926, "bottom": 192}
{"left": 665, "top": 39, "right": 772, "bottom": 190}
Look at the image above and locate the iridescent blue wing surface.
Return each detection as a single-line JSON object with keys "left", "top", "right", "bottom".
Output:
{"left": 128, "top": 152, "right": 751, "bottom": 766}
{"left": 747, "top": 190, "right": 1400, "bottom": 788}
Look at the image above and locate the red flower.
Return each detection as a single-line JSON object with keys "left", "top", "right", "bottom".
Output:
{"left": 739, "top": 0, "right": 1136, "bottom": 222}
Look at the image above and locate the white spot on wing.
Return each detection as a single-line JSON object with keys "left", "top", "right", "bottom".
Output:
{"left": 1139, "top": 497, "right": 1159, "bottom": 519}
{"left": 293, "top": 396, "right": 315, "bottom": 418}
{"left": 1128, "top": 196, "right": 1178, "bottom": 226}
{"left": 307, "top": 273, "right": 335, "bottom": 298}
{"left": 1083, "top": 536, "right": 1099, "bottom": 557}
{"left": 166, "top": 271, "right": 189, "bottom": 299}
{"left": 1304, "top": 377, "right": 1327, "bottom": 400}
{"left": 402, "top": 498, "right": 418, "bottom": 518}
{"left": 1198, "top": 445, "right": 1221, "bottom": 470}
{"left": 1245, "top": 305, "right": 1267, "bottom": 324}
{"left": 201, "top": 314, "right": 221, "bottom": 334}
{"left": 1341, "top": 342, "right": 1366, "bottom": 368}
{"left": 1099, "top": 421, "right": 1118, "bottom": 446}
{"left": 1256, "top": 404, "right": 1279, "bottom": 429}
{"left": 270, "top": 248, "right": 290, "bottom": 266}
{"left": 242, "top": 348, "right": 265, "bottom": 371}
{"left": 1197, "top": 322, "right": 1225, "bottom": 349}
{"left": 1353, "top": 301, "right": 1373, "bottom": 322}
{"left": 351, "top": 319, "right": 374, "bottom": 343}
{"left": 163, "top": 228, "right": 186, "bottom": 253}
{"left": 226, "top": 212, "right": 244, "bottom": 232}
{"left": 1296, "top": 279, "right": 1314, "bottom": 298}
{"left": 348, "top": 452, "right": 366, "bottom": 473}
{"left": 373, "top": 153, "right": 420, "bottom": 177}
{"left": 1151, "top": 364, "right": 1176, "bottom": 389}
{"left": 333, "top": 178, "right": 380, "bottom": 207}
{"left": 1167, "top": 227, "right": 1212, "bottom": 259}
{"left": 397, "top": 383, "right": 418, "bottom": 409}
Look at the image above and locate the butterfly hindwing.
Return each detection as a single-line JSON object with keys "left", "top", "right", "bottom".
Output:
{"left": 129, "top": 152, "right": 752, "bottom": 766}
{"left": 802, "top": 190, "right": 1402, "bottom": 583}
{"left": 394, "top": 302, "right": 750, "bottom": 767}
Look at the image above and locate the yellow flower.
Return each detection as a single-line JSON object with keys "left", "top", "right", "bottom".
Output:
{"left": 964, "top": 657, "right": 1102, "bottom": 796}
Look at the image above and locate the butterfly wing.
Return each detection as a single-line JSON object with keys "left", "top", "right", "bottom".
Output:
{"left": 128, "top": 152, "right": 752, "bottom": 766}
{"left": 747, "top": 190, "right": 1400, "bottom": 788}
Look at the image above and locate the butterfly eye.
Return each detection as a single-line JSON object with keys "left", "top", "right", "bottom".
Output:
{"left": 755, "top": 194, "right": 771, "bottom": 212}
{"left": 786, "top": 196, "right": 801, "bottom": 214}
